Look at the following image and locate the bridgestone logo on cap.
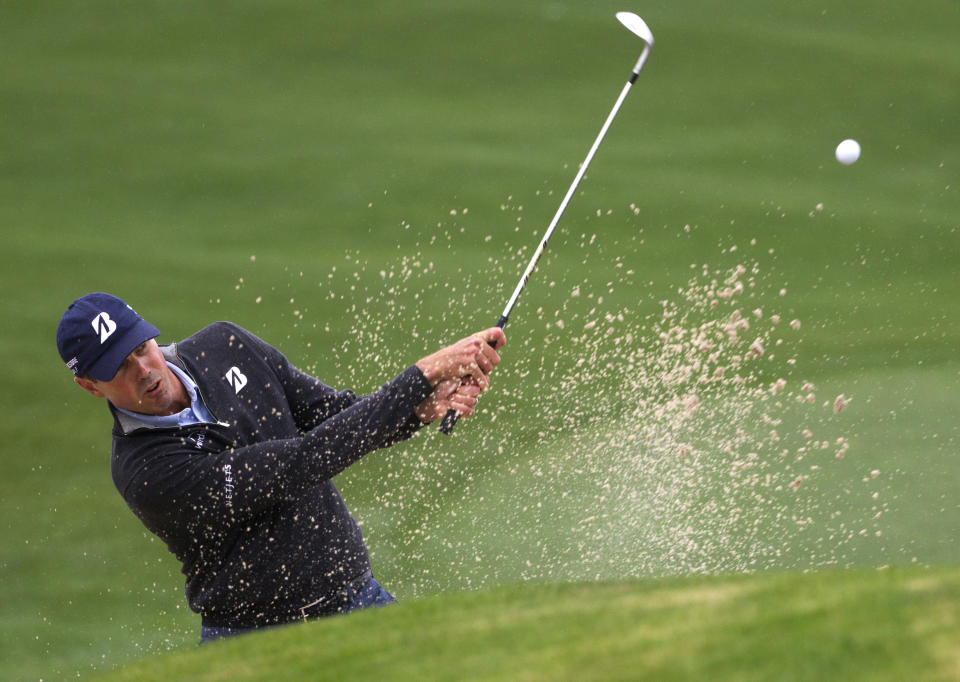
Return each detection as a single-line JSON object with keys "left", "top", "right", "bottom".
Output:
{"left": 92, "top": 312, "right": 117, "bottom": 343}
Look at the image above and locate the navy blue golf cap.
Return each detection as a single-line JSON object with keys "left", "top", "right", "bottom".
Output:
{"left": 56, "top": 293, "right": 160, "bottom": 382}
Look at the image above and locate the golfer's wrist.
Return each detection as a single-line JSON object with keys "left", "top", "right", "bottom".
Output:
{"left": 415, "top": 359, "right": 440, "bottom": 386}
{"left": 413, "top": 403, "right": 434, "bottom": 424}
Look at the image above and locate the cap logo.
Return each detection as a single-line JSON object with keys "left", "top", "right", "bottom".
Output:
{"left": 66, "top": 357, "right": 80, "bottom": 376}
{"left": 91, "top": 312, "right": 117, "bottom": 344}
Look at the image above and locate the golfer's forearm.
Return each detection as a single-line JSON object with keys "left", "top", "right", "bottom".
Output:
{"left": 299, "top": 364, "right": 431, "bottom": 458}
{"left": 232, "top": 365, "right": 431, "bottom": 508}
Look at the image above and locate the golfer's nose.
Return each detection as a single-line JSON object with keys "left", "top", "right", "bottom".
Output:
{"left": 132, "top": 354, "right": 152, "bottom": 378}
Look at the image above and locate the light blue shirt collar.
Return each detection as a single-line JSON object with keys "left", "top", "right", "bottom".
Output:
{"left": 116, "top": 362, "right": 215, "bottom": 428}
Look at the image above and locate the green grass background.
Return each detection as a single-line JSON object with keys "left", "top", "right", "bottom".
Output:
{"left": 2, "top": 0, "right": 958, "bottom": 679}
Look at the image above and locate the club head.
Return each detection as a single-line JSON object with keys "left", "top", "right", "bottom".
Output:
{"left": 616, "top": 12, "right": 654, "bottom": 47}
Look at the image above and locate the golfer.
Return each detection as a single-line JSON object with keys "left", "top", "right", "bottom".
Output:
{"left": 57, "top": 292, "right": 505, "bottom": 642}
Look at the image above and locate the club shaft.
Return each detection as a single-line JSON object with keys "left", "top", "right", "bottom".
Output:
{"left": 440, "top": 53, "right": 650, "bottom": 435}
{"left": 501, "top": 71, "right": 641, "bottom": 322}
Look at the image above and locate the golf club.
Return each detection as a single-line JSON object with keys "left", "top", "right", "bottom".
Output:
{"left": 440, "top": 11, "right": 654, "bottom": 434}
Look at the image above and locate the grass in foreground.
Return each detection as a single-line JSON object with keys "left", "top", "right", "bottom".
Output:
{"left": 90, "top": 566, "right": 959, "bottom": 682}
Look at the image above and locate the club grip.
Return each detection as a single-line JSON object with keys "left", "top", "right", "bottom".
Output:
{"left": 439, "top": 317, "right": 507, "bottom": 435}
{"left": 438, "top": 339, "right": 497, "bottom": 435}
{"left": 438, "top": 407, "right": 460, "bottom": 434}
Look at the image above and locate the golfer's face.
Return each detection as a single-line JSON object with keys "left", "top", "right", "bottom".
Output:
{"left": 91, "top": 339, "right": 183, "bottom": 416}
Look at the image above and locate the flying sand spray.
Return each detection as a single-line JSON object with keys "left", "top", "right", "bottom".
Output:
{"left": 344, "top": 12, "right": 867, "bottom": 585}
{"left": 440, "top": 12, "right": 655, "bottom": 434}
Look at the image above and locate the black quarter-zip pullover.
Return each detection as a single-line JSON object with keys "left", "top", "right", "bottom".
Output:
{"left": 109, "top": 322, "right": 431, "bottom": 628}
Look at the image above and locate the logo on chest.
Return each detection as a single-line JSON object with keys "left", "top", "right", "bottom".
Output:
{"left": 225, "top": 366, "right": 248, "bottom": 394}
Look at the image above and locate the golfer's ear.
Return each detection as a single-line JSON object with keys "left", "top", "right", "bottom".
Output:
{"left": 75, "top": 376, "right": 106, "bottom": 399}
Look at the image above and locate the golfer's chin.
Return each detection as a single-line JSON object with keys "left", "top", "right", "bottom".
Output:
{"left": 139, "top": 378, "right": 175, "bottom": 416}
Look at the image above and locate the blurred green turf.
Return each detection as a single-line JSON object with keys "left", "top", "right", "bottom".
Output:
{"left": 1, "top": 0, "right": 958, "bottom": 679}
{"left": 91, "top": 567, "right": 960, "bottom": 682}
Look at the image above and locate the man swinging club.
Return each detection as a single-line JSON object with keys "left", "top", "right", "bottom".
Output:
{"left": 56, "top": 292, "right": 505, "bottom": 642}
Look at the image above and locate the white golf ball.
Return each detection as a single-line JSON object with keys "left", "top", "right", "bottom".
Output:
{"left": 835, "top": 139, "right": 861, "bottom": 165}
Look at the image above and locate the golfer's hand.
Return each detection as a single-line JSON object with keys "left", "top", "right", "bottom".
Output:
{"left": 414, "top": 377, "right": 484, "bottom": 423}
{"left": 413, "top": 328, "right": 506, "bottom": 423}
{"left": 415, "top": 327, "right": 505, "bottom": 387}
